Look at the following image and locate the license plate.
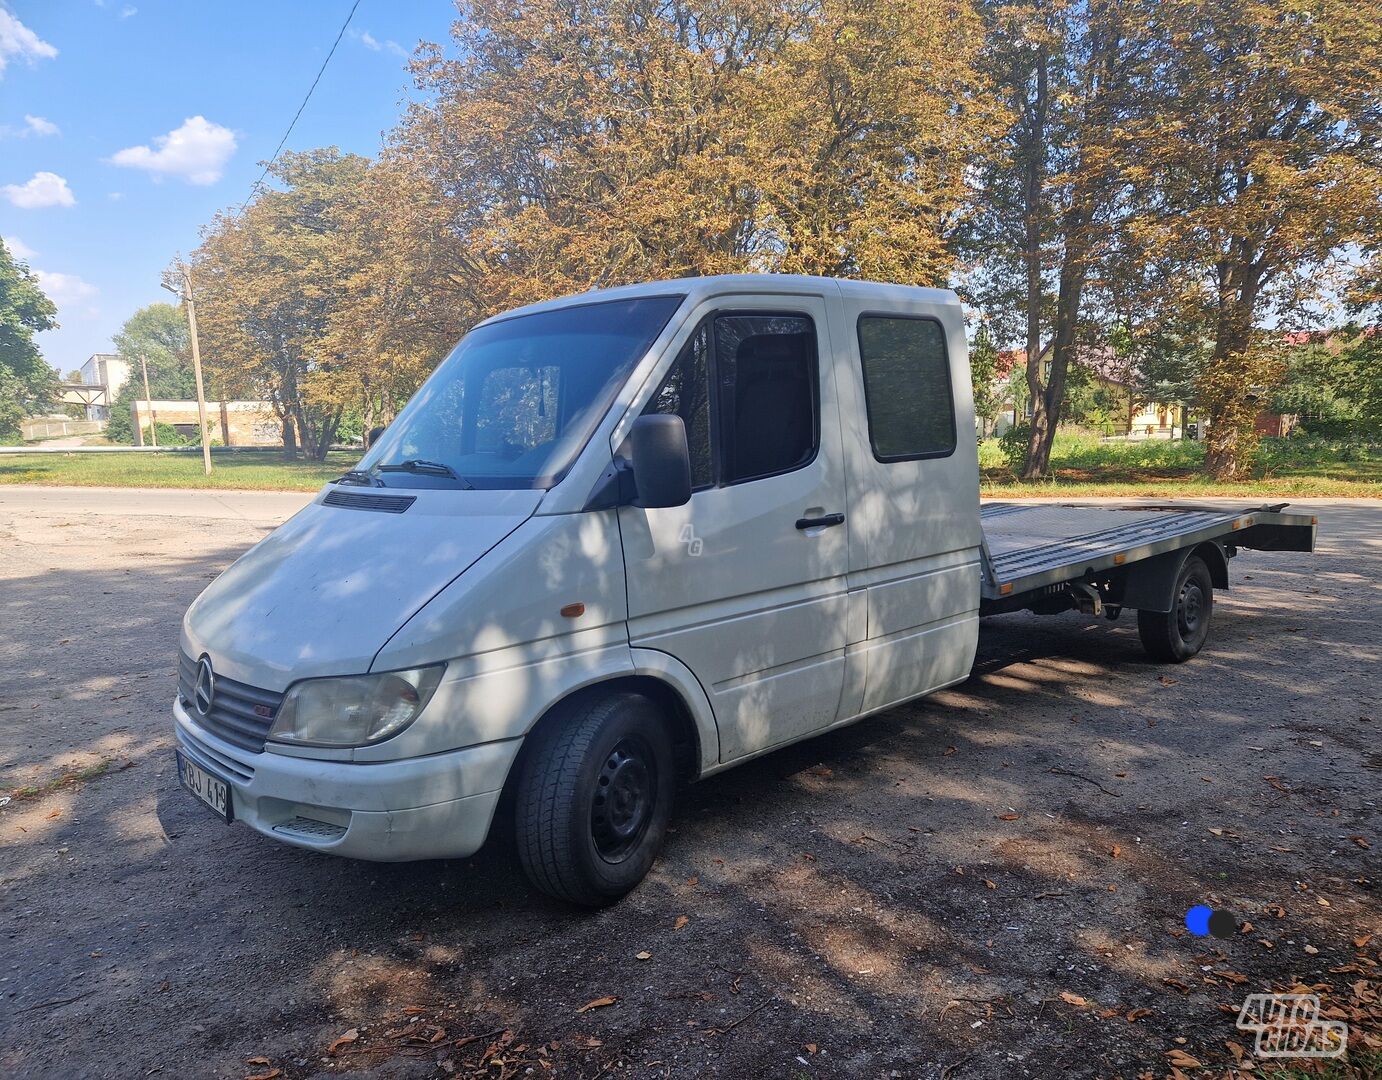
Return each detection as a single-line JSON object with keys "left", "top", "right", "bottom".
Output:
{"left": 176, "top": 750, "right": 232, "bottom": 822}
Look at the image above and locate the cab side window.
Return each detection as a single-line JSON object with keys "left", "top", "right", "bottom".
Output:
{"left": 714, "top": 314, "right": 818, "bottom": 484}
{"left": 643, "top": 311, "right": 819, "bottom": 489}
{"left": 857, "top": 316, "right": 955, "bottom": 460}
{"left": 644, "top": 322, "right": 713, "bottom": 489}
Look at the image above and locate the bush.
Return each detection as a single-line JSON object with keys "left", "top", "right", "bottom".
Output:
{"left": 998, "top": 424, "right": 1031, "bottom": 474}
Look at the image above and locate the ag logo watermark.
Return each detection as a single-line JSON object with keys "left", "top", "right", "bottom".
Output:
{"left": 1235, "top": 993, "right": 1347, "bottom": 1059}
{"left": 678, "top": 523, "right": 704, "bottom": 557}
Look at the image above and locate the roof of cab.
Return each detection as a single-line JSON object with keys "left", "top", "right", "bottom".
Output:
{"left": 474, "top": 274, "right": 961, "bottom": 327}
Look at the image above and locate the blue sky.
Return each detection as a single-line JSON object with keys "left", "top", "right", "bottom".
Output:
{"left": 1, "top": 0, "right": 455, "bottom": 377}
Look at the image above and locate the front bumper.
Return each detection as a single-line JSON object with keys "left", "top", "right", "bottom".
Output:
{"left": 172, "top": 698, "right": 521, "bottom": 862}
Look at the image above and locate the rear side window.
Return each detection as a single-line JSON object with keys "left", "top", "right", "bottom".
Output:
{"left": 857, "top": 316, "right": 956, "bottom": 461}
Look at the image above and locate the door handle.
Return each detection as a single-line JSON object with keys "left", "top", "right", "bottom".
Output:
{"left": 795, "top": 513, "right": 845, "bottom": 530}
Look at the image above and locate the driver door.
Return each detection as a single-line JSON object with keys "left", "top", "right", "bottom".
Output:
{"left": 618, "top": 293, "right": 850, "bottom": 762}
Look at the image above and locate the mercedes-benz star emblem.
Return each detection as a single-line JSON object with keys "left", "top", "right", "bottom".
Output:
{"left": 193, "top": 656, "right": 216, "bottom": 717}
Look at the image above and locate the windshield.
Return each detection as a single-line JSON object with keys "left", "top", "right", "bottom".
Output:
{"left": 357, "top": 295, "right": 684, "bottom": 489}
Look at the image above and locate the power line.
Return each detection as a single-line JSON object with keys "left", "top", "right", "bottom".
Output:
{"left": 234, "top": 0, "right": 364, "bottom": 218}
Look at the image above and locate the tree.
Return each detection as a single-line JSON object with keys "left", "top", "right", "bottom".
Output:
{"left": 192, "top": 150, "right": 372, "bottom": 459}
{"left": 106, "top": 303, "right": 195, "bottom": 442}
{"left": 0, "top": 238, "right": 58, "bottom": 440}
{"left": 1114, "top": 0, "right": 1382, "bottom": 478}
{"left": 377, "top": 0, "right": 995, "bottom": 325}
{"left": 969, "top": 322, "right": 1004, "bottom": 437}
{"left": 959, "top": 0, "right": 1130, "bottom": 478}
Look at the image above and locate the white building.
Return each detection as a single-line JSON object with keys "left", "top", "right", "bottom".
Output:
{"left": 77, "top": 353, "right": 132, "bottom": 421}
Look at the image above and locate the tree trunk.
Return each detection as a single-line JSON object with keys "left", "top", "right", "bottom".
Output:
{"left": 282, "top": 417, "right": 298, "bottom": 460}
{"left": 1200, "top": 262, "right": 1262, "bottom": 480}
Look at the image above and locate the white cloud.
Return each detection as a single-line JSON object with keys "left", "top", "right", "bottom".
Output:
{"left": 2, "top": 171, "right": 76, "bottom": 208}
{"left": 109, "top": 115, "right": 237, "bottom": 185}
{"left": 3, "top": 235, "right": 36, "bottom": 260}
{"left": 0, "top": 9, "right": 58, "bottom": 77}
{"left": 352, "top": 28, "right": 407, "bottom": 57}
{"left": 120, "top": 5, "right": 137, "bottom": 18}
{"left": 34, "top": 269, "right": 98, "bottom": 307}
{"left": 24, "top": 113, "right": 59, "bottom": 136}
{"left": 107, "top": 191, "right": 124, "bottom": 201}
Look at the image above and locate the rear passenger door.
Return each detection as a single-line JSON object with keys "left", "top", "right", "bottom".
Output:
{"left": 619, "top": 294, "right": 850, "bottom": 762}
{"left": 832, "top": 289, "right": 983, "bottom": 718}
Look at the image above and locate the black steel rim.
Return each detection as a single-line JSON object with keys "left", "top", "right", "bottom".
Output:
{"left": 591, "top": 736, "right": 656, "bottom": 863}
{"left": 1178, "top": 578, "right": 1204, "bottom": 638}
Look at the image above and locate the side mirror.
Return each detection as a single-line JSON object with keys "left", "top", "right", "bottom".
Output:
{"left": 629, "top": 414, "right": 692, "bottom": 509}
{"left": 367, "top": 425, "right": 386, "bottom": 448}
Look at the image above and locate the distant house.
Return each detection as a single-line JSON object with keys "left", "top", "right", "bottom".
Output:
{"left": 992, "top": 347, "right": 1184, "bottom": 438}
{"left": 76, "top": 353, "right": 131, "bottom": 421}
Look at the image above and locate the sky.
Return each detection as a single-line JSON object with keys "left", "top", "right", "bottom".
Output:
{"left": 0, "top": 0, "right": 456, "bottom": 378}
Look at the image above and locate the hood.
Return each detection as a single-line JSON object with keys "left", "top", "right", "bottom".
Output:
{"left": 182, "top": 487, "right": 544, "bottom": 690}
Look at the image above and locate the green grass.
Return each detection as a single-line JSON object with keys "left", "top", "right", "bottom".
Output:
{"left": 3, "top": 758, "right": 117, "bottom": 803}
{"left": 1257, "top": 1050, "right": 1382, "bottom": 1079}
{"left": 0, "top": 450, "right": 357, "bottom": 491}
{"left": 981, "top": 434, "right": 1382, "bottom": 498}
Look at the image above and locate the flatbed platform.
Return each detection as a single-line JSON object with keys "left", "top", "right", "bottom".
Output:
{"left": 979, "top": 502, "right": 1317, "bottom": 604}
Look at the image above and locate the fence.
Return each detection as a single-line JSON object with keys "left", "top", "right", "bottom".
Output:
{"left": 20, "top": 419, "right": 107, "bottom": 441}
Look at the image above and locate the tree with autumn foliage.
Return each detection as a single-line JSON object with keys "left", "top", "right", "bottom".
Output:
{"left": 365, "top": 0, "right": 996, "bottom": 334}
{"left": 1110, "top": 0, "right": 1382, "bottom": 479}
{"left": 191, "top": 149, "right": 372, "bottom": 459}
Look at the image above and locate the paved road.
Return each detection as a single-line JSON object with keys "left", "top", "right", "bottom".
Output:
{"left": 1, "top": 489, "right": 1377, "bottom": 1079}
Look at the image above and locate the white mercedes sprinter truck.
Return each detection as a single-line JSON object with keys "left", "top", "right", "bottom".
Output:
{"left": 173, "top": 274, "right": 1315, "bottom": 905}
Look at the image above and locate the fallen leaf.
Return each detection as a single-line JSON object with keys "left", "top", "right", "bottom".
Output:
{"left": 1110, "top": 845, "right": 1122, "bottom": 859}
{"left": 996, "top": 813, "right": 1021, "bottom": 821}
{"left": 674, "top": 915, "right": 689, "bottom": 930}
{"left": 983, "top": 879, "right": 997, "bottom": 890}
{"left": 1350, "top": 836, "right": 1371, "bottom": 850}
{"left": 943, "top": 746, "right": 957, "bottom": 756}
{"left": 402, "top": 1005, "right": 427, "bottom": 1015}
{"left": 1356, "top": 934, "right": 1374, "bottom": 949}
{"left": 328, "top": 1029, "right": 359, "bottom": 1054}
{"left": 686, "top": 876, "right": 699, "bottom": 886}
{"left": 1166, "top": 1049, "right": 1202, "bottom": 1068}
{"left": 1162, "top": 979, "right": 1192, "bottom": 994}
{"left": 801, "top": 853, "right": 816, "bottom": 862}
{"left": 636, "top": 951, "right": 652, "bottom": 961}
{"left": 1157, "top": 675, "right": 1177, "bottom": 686}
{"left": 1126, "top": 1008, "right": 1152, "bottom": 1022}
{"left": 1059, "top": 991, "right": 1088, "bottom": 1007}
{"left": 804, "top": 1043, "right": 817, "bottom": 1054}
{"left": 245, "top": 1059, "right": 270, "bottom": 1067}
{"left": 577, "top": 996, "right": 617, "bottom": 1013}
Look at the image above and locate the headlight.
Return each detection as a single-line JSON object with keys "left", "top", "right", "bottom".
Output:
{"left": 269, "top": 666, "right": 445, "bottom": 748}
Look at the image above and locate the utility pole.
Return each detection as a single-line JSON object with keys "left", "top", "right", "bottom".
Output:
{"left": 139, "top": 355, "right": 158, "bottom": 448}
{"left": 163, "top": 263, "right": 212, "bottom": 476}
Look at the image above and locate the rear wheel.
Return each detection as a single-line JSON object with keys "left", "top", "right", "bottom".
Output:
{"left": 514, "top": 693, "right": 674, "bottom": 907}
{"left": 1137, "top": 554, "right": 1214, "bottom": 663}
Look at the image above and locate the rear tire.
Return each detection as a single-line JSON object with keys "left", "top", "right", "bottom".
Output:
{"left": 1137, "top": 555, "right": 1214, "bottom": 663}
{"left": 514, "top": 693, "right": 674, "bottom": 907}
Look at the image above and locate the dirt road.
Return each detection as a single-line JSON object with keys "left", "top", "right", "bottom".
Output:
{"left": 1, "top": 488, "right": 1377, "bottom": 1079}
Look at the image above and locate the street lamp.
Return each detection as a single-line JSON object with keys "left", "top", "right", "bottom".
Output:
{"left": 162, "top": 263, "right": 212, "bottom": 477}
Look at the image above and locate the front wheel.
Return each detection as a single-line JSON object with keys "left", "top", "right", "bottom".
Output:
{"left": 1137, "top": 554, "right": 1214, "bottom": 663}
{"left": 514, "top": 693, "right": 674, "bottom": 907}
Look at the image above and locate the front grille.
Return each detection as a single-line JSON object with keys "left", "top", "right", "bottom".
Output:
{"left": 178, "top": 650, "right": 282, "bottom": 754}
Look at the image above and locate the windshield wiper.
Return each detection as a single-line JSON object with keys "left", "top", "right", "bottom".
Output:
{"left": 377, "top": 459, "right": 474, "bottom": 488}
{"left": 335, "top": 469, "right": 383, "bottom": 487}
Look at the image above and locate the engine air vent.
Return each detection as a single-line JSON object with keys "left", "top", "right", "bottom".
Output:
{"left": 323, "top": 490, "right": 417, "bottom": 513}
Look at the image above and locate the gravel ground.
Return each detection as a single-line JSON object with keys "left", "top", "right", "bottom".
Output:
{"left": 1, "top": 488, "right": 1378, "bottom": 1080}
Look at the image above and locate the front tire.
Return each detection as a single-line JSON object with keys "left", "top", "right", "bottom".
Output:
{"left": 514, "top": 693, "right": 674, "bottom": 907}
{"left": 1137, "top": 554, "right": 1214, "bottom": 663}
